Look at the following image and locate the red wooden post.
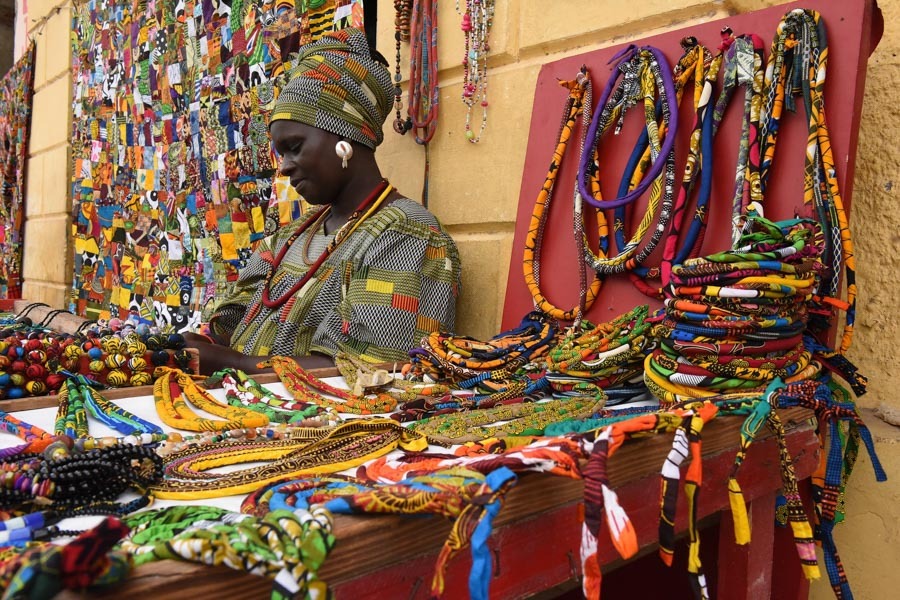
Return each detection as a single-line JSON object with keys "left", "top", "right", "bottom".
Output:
{"left": 717, "top": 491, "right": 777, "bottom": 600}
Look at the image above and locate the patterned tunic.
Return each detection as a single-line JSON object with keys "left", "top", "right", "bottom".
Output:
{"left": 210, "top": 198, "right": 461, "bottom": 362}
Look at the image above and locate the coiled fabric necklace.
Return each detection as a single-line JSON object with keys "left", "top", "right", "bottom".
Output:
{"left": 759, "top": 9, "right": 857, "bottom": 353}
{"left": 577, "top": 45, "right": 678, "bottom": 275}
{"left": 522, "top": 66, "right": 604, "bottom": 321}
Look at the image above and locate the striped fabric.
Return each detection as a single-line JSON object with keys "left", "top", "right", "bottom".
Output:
{"left": 211, "top": 198, "right": 461, "bottom": 363}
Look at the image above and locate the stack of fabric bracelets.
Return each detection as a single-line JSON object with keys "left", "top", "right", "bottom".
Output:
{"left": 646, "top": 213, "right": 825, "bottom": 406}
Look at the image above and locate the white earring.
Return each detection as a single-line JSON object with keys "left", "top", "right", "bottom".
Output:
{"left": 335, "top": 140, "right": 353, "bottom": 169}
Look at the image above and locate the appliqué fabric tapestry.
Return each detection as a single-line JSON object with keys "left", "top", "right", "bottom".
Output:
{"left": 0, "top": 42, "right": 36, "bottom": 299}
{"left": 70, "top": 0, "right": 364, "bottom": 330}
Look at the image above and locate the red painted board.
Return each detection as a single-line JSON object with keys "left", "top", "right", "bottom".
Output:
{"left": 502, "top": 0, "right": 880, "bottom": 330}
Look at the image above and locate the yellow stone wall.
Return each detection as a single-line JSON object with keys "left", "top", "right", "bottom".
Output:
{"left": 22, "top": 1, "right": 73, "bottom": 308}
{"left": 19, "top": 0, "right": 900, "bottom": 596}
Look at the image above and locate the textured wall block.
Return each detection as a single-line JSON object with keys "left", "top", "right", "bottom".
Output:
{"left": 22, "top": 215, "right": 70, "bottom": 283}
{"left": 453, "top": 231, "right": 513, "bottom": 339}
{"left": 28, "top": 77, "right": 70, "bottom": 154}
{"left": 25, "top": 152, "right": 43, "bottom": 218}
{"left": 40, "top": 144, "right": 71, "bottom": 215}
{"left": 518, "top": 0, "right": 721, "bottom": 51}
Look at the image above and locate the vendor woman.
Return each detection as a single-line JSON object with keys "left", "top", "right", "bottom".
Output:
{"left": 187, "top": 29, "right": 461, "bottom": 374}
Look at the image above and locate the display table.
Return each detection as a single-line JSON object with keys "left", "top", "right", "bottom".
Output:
{"left": 0, "top": 377, "right": 817, "bottom": 599}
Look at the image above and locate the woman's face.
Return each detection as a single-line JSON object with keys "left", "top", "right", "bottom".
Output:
{"left": 270, "top": 120, "right": 343, "bottom": 205}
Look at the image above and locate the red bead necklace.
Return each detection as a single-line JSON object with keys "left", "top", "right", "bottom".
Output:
{"left": 261, "top": 180, "right": 392, "bottom": 309}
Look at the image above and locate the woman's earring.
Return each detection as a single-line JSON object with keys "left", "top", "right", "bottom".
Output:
{"left": 335, "top": 140, "right": 353, "bottom": 169}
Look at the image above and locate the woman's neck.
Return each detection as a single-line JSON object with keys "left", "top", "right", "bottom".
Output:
{"left": 325, "top": 171, "right": 387, "bottom": 234}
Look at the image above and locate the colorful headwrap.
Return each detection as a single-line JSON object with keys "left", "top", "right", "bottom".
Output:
{"left": 270, "top": 28, "right": 394, "bottom": 149}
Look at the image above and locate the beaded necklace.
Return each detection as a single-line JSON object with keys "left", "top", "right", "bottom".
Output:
{"left": 759, "top": 9, "right": 857, "bottom": 353}
{"left": 407, "top": 395, "right": 605, "bottom": 445}
{"left": 522, "top": 66, "right": 604, "bottom": 321}
{"left": 392, "top": 0, "right": 413, "bottom": 135}
{"left": 1, "top": 443, "right": 163, "bottom": 510}
{"left": 578, "top": 46, "right": 678, "bottom": 275}
{"left": 458, "top": 0, "right": 495, "bottom": 142}
{"left": 266, "top": 356, "right": 398, "bottom": 414}
{"left": 260, "top": 180, "right": 392, "bottom": 309}
{"left": 150, "top": 419, "right": 426, "bottom": 499}
{"left": 153, "top": 367, "right": 270, "bottom": 432}
{"left": 120, "top": 505, "right": 334, "bottom": 600}
{"left": 207, "top": 368, "right": 341, "bottom": 426}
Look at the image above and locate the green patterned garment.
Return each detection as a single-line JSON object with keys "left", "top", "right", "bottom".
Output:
{"left": 211, "top": 198, "right": 461, "bottom": 362}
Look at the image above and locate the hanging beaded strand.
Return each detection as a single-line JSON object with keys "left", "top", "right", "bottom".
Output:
{"left": 392, "top": 0, "right": 413, "bottom": 136}
{"left": 459, "top": 0, "right": 495, "bottom": 143}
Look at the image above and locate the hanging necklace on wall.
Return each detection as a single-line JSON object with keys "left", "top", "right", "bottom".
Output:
{"left": 393, "top": 0, "right": 413, "bottom": 136}
{"left": 523, "top": 66, "right": 605, "bottom": 322}
{"left": 759, "top": 9, "right": 857, "bottom": 353}
{"left": 458, "top": 0, "right": 495, "bottom": 143}
{"left": 577, "top": 46, "right": 678, "bottom": 276}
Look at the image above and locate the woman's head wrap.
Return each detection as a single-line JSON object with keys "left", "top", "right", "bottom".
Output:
{"left": 269, "top": 28, "right": 394, "bottom": 149}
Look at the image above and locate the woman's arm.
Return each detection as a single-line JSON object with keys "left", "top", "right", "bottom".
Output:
{"left": 188, "top": 339, "right": 335, "bottom": 375}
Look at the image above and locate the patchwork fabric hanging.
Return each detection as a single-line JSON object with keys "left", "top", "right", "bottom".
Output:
{"left": 0, "top": 42, "right": 36, "bottom": 300}
{"left": 69, "top": 1, "right": 364, "bottom": 330}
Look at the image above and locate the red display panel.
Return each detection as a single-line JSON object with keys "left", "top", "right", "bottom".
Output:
{"left": 502, "top": 0, "right": 881, "bottom": 330}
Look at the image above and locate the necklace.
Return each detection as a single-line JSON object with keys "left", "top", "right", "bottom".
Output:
{"left": 407, "top": 395, "right": 604, "bottom": 445}
{"left": 760, "top": 9, "right": 856, "bottom": 353}
{"left": 266, "top": 356, "right": 398, "bottom": 414}
{"left": 577, "top": 46, "right": 678, "bottom": 275}
{"left": 576, "top": 44, "right": 678, "bottom": 211}
{"left": 208, "top": 368, "right": 342, "bottom": 425}
{"left": 458, "top": 0, "right": 495, "bottom": 143}
{"left": 523, "top": 66, "right": 603, "bottom": 321}
{"left": 120, "top": 505, "right": 334, "bottom": 599}
{"left": 392, "top": 0, "right": 413, "bottom": 136}
{"left": 300, "top": 208, "right": 331, "bottom": 267}
{"left": 150, "top": 419, "right": 427, "bottom": 499}
{"left": 153, "top": 367, "right": 270, "bottom": 432}
{"left": 409, "top": 0, "right": 440, "bottom": 144}
{"left": 260, "top": 180, "right": 392, "bottom": 309}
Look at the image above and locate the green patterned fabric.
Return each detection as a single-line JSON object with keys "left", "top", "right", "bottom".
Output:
{"left": 271, "top": 27, "right": 394, "bottom": 149}
{"left": 210, "top": 198, "right": 460, "bottom": 362}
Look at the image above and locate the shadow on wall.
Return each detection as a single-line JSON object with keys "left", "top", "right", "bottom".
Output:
{"left": 0, "top": 0, "right": 13, "bottom": 77}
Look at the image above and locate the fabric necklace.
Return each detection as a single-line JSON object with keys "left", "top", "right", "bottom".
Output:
{"left": 260, "top": 179, "right": 393, "bottom": 309}
{"left": 152, "top": 367, "right": 270, "bottom": 432}
{"left": 579, "top": 46, "right": 678, "bottom": 275}
{"left": 522, "top": 66, "right": 603, "bottom": 321}
{"left": 759, "top": 9, "right": 857, "bottom": 353}
{"left": 150, "top": 418, "right": 427, "bottom": 499}
{"left": 265, "top": 356, "right": 398, "bottom": 414}
{"left": 576, "top": 44, "right": 678, "bottom": 211}
{"left": 120, "top": 505, "right": 334, "bottom": 600}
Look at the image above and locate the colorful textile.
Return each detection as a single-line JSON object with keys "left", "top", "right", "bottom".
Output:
{"left": 69, "top": 1, "right": 364, "bottom": 329}
{"left": 211, "top": 197, "right": 460, "bottom": 362}
{"left": 271, "top": 28, "right": 393, "bottom": 149}
{"left": 0, "top": 516, "right": 131, "bottom": 600}
{"left": 120, "top": 505, "right": 334, "bottom": 600}
{"left": 0, "top": 42, "right": 35, "bottom": 299}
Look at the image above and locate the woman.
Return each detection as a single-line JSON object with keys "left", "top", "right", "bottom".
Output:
{"left": 187, "top": 28, "right": 461, "bottom": 374}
